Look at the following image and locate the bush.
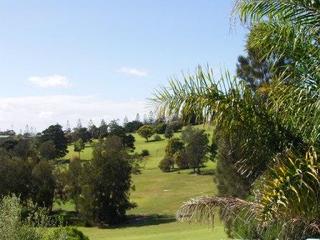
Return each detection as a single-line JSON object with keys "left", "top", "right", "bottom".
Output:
{"left": 0, "top": 195, "right": 41, "bottom": 240}
{"left": 140, "top": 149, "right": 150, "bottom": 157}
{"left": 152, "top": 134, "right": 162, "bottom": 142}
{"left": 44, "top": 227, "right": 89, "bottom": 240}
{"left": 174, "top": 151, "right": 189, "bottom": 169}
{"left": 158, "top": 157, "right": 174, "bottom": 172}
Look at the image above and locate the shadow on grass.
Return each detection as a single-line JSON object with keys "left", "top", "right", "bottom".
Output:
{"left": 51, "top": 210, "right": 176, "bottom": 229}
{"left": 106, "top": 214, "right": 176, "bottom": 229}
{"left": 199, "top": 168, "right": 216, "bottom": 176}
{"left": 146, "top": 139, "right": 165, "bottom": 143}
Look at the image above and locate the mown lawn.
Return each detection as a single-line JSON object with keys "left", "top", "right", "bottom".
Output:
{"left": 59, "top": 126, "right": 228, "bottom": 240}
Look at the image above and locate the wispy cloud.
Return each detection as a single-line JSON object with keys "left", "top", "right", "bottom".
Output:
{"left": 117, "top": 67, "right": 148, "bottom": 77}
{"left": 0, "top": 95, "right": 147, "bottom": 131}
{"left": 28, "top": 75, "right": 71, "bottom": 88}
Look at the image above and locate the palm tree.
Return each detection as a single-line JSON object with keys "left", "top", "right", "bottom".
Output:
{"left": 152, "top": 1, "right": 320, "bottom": 238}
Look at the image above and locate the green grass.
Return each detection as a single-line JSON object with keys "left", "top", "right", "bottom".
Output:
{"left": 58, "top": 126, "right": 228, "bottom": 240}
{"left": 65, "top": 143, "right": 93, "bottom": 160}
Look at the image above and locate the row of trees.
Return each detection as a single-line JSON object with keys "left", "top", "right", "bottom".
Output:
{"left": 153, "top": 1, "right": 320, "bottom": 238}
{"left": 0, "top": 120, "right": 141, "bottom": 225}
{"left": 137, "top": 120, "right": 183, "bottom": 142}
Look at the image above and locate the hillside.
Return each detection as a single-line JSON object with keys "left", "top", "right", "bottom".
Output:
{"left": 61, "top": 126, "right": 228, "bottom": 240}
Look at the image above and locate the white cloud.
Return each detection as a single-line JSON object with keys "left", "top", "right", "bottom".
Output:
{"left": 0, "top": 95, "right": 148, "bottom": 131}
{"left": 28, "top": 75, "right": 71, "bottom": 88}
{"left": 117, "top": 67, "right": 148, "bottom": 77}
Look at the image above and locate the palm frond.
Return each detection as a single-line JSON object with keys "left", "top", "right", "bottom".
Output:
{"left": 235, "top": 0, "right": 320, "bottom": 29}
{"left": 151, "top": 66, "right": 227, "bottom": 123}
{"left": 176, "top": 196, "right": 262, "bottom": 225}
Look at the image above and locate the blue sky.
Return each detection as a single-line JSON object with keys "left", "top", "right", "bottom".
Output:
{"left": 0, "top": 0, "right": 247, "bottom": 131}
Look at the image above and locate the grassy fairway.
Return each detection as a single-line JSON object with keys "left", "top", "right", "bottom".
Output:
{"left": 62, "top": 127, "right": 228, "bottom": 240}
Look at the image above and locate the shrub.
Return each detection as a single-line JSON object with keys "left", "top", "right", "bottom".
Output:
{"left": 44, "top": 227, "right": 89, "bottom": 240}
{"left": 159, "top": 156, "right": 174, "bottom": 172}
{"left": 152, "top": 134, "right": 162, "bottom": 142}
{"left": 174, "top": 151, "right": 189, "bottom": 169}
{"left": 140, "top": 149, "right": 150, "bottom": 157}
{"left": 0, "top": 195, "right": 41, "bottom": 240}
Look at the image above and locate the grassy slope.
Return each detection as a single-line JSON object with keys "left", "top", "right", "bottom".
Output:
{"left": 63, "top": 126, "right": 228, "bottom": 240}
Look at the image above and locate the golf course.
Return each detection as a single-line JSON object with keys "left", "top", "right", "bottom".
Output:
{"left": 61, "top": 127, "right": 228, "bottom": 240}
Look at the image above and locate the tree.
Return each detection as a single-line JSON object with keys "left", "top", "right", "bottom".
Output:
{"left": 124, "top": 121, "right": 143, "bottom": 133}
{"left": 73, "top": 127, "right": 91, "bottom": 143}
{"left": 78, "top": 136, "right": 135, "bottom": 224}
{"left": 0, "top": 149, "right": 33, "bottom": 203}
{"left": 154, "top": 122, "right": 167, "bottom": 134}
{"left": 168, "top": 120, "right": 183, "bottom": 132}
{"left": 181, "top": 126, "right": 209, "bottom": 173}
{"left": 39, "top": 140, "right": 57, "bottom": 160}
{"left": 88, "top": 122, "right": 99, "bottom": 139}
{"left": 66, "top": 157, "right": 83, "bottom": 212}
{"left": 40, "top": 124, "right": 68, "bottom": 159}
{"left": 165, "top": 138, "right": 184, "bottom": 157}
{"left": 137, "top": 125, "right": 154, "bottom": 142}
{"left": 108, "top": 120, "right": 135, "bottom": 150}
{"left": 31, "top": 160, "right": 55, "bottom": 209}
{"left": 236, "top": 51, "right": 271, "bottom": 90}
{"left": 98, "top": 120, "right": 108, "bottom": 138}
{"left": 74, "top": 139, "right": 85, "bottom": 159}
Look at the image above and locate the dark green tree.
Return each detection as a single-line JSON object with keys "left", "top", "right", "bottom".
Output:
{"left": 39, "top": 140, "right": 57, "bottom": 160}
{"left": 124, "top": 121, "right": 143, "bottom": 133}
{"left": 40, "top": 124, "right": 68, "bottom": 158}
{"left": 78, "top": 136, "right": 135, "bottom": 224}
{"left": 31, "top": 160, "right": 55, "bottom": 209}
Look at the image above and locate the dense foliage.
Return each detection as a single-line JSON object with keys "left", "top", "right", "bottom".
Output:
{"left": 76, "top": 136, "right": 135, "bottom": 225}
{"left": 0, "top": 195, "right": 89, "bottom": 240}
{"left": 153, "top": 1, "right": 320, "bottom": 238}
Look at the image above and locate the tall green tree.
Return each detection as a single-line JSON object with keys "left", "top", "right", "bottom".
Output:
{"left": 181, "top": 126, "right": 209, "bottom": 173}
{"left": 78, "top": 136, "right": 135, "bottom": 224}
{"left": 40, "top": 124, "right": 68, "bottom": 159}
